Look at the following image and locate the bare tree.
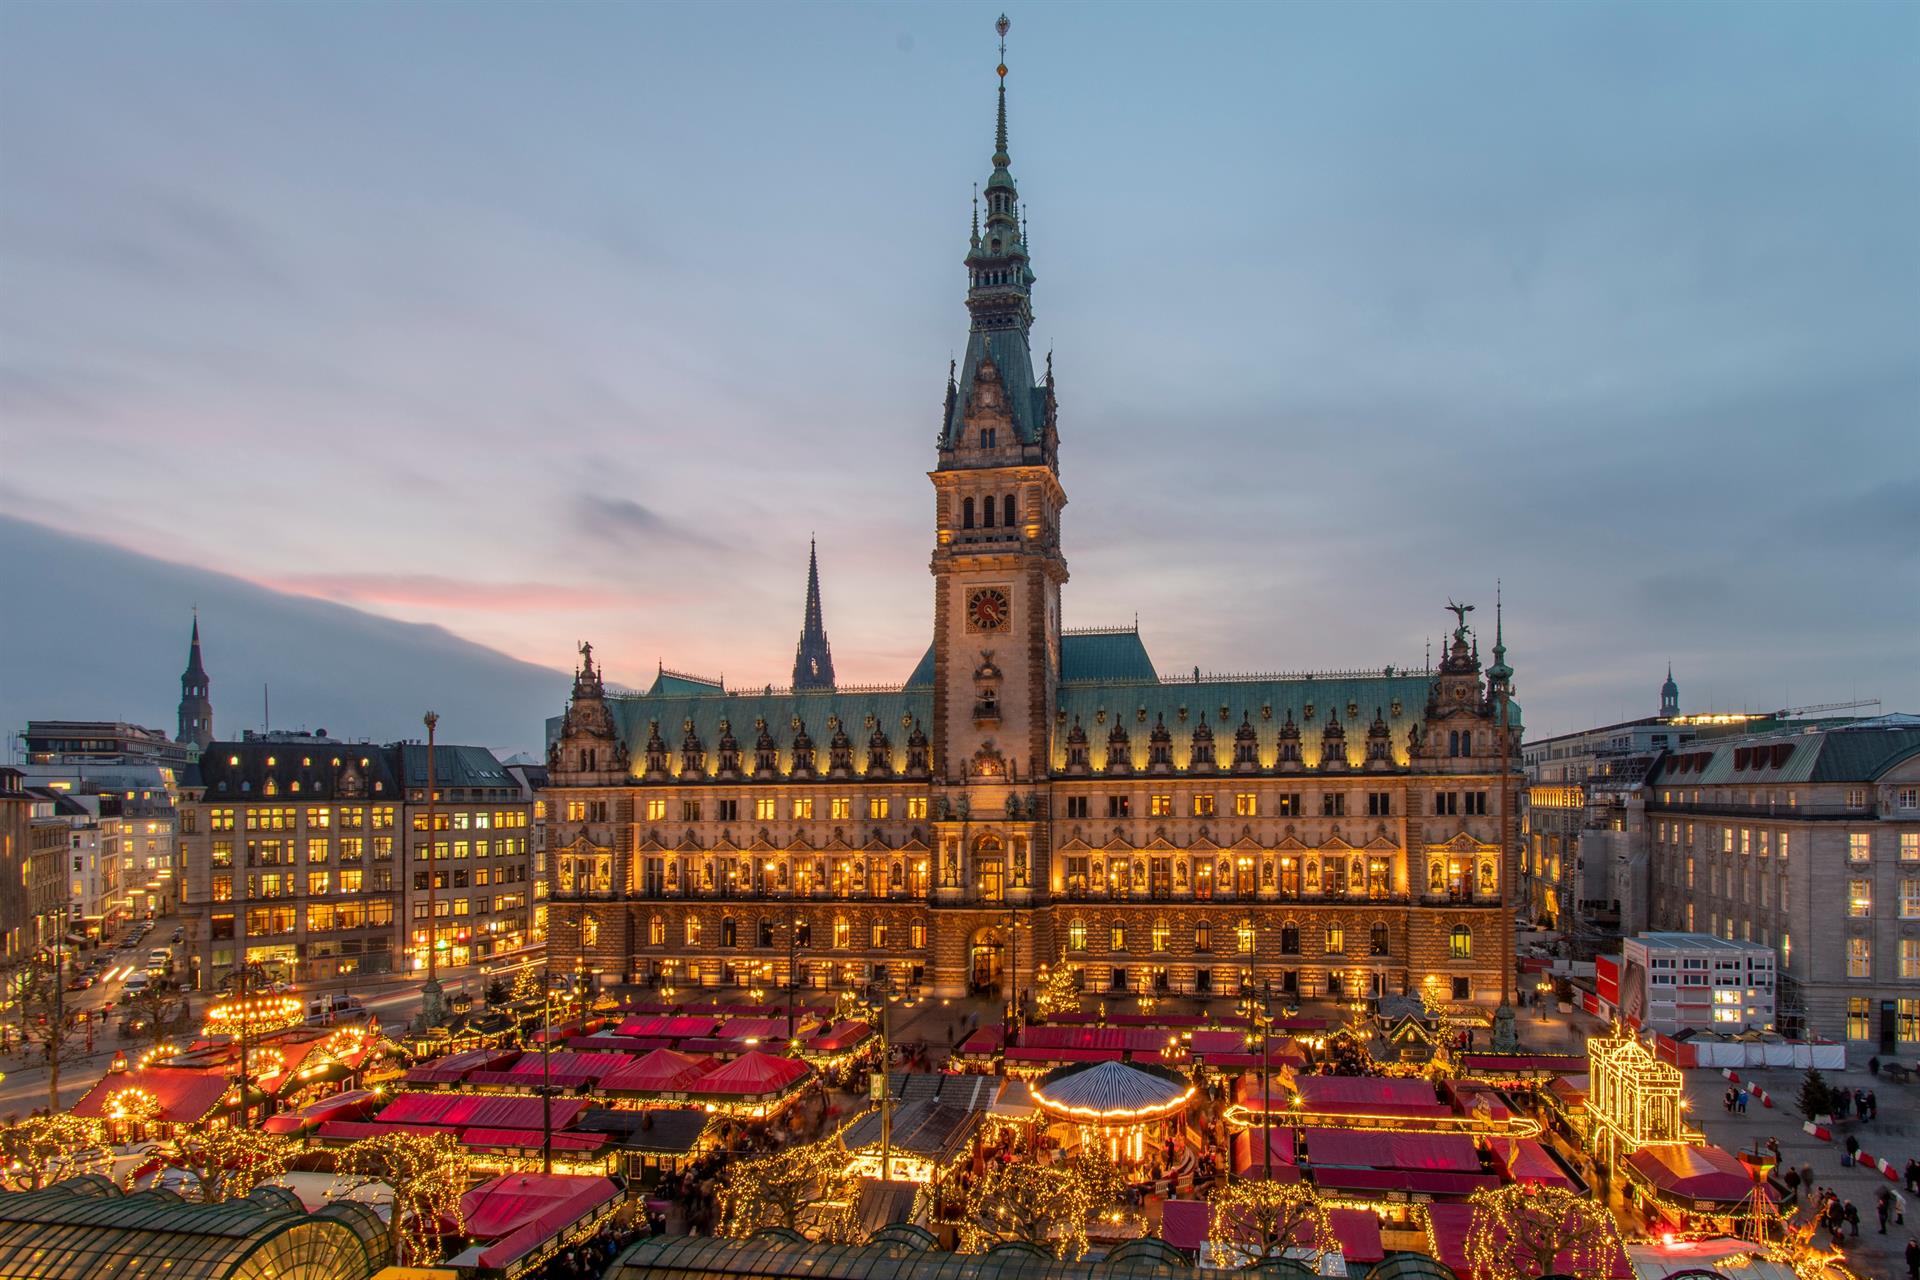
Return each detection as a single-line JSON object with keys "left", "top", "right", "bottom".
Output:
{"left": 16, "top": 960, "right": 85, "bottom": 1112}
{"left": 1465, "top": 1184, "right": 1623, "bottom": 1280}
{"left": 121, "top": 979, "right": 191, "bottom": 1051}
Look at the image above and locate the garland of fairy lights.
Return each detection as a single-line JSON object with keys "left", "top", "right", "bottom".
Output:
{"left": 172, "top": 1127, "right": 300, "bottom": 1203}
{"left": 0, "top": 1116, "right": 113, "bottom": 1191}
{"left": 956, "top": 1151, "right": 1128, "bottom": 1260}
{"left": 337, "top": 1130, "right": 468, "bottom": 1267}
{"left": 1033, "top": 951, "right": 1082, "bottom": 1021}
{"left": 716, "top": 1122, "right": 864, "bottom": 1243}
{"left": 1463, "top": 1184, "right": 1624, "bottom": 1280}
{"left": 1205, "top": 1179, "right": 1334, "bottom": 1268}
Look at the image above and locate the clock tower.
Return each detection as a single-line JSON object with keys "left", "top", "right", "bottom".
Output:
{"left": 929, "top": 20, "right": 1065, "bottom": 926}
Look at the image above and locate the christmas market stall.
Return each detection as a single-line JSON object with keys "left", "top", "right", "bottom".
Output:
{"left": 681, "top": 1049, "right": 813, "bottom": 1120}
{"left": 441, "top": 1172, "right": 623, "bottom": 1278}
{"left": 1029, "top": 1060, "right": 1195, "bottom": 1168}
{"left": 599, "top": 1048, "right": 711, "bottom": 1103}
{"left": 1622, "top": 1142, "right": 1771, "bottom": 1232}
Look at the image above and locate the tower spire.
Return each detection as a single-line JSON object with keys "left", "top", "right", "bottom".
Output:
{"left": 940, "top": 14, "right": 1048, "bottom": 460}
{"left": 792, "top": 538, "right": 836, "bottom": 691}
{"left": 177, "top": 609, "right": 213, "bottom": 750}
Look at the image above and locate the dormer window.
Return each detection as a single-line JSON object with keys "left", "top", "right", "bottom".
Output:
{"left": 981, "top": 428, "right": 996, "bottom": 448}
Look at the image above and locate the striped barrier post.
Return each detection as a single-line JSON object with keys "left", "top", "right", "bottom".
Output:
{"left": 1802, "top": 1120, "right": 1832, "bottom": 1142}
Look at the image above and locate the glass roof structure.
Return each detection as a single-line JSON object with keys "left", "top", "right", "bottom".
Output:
{"left": 607, "top": 1230, "right": 1463, "bottom": 1280}
{"left": 0, "top": 1175, "right": 388, "bottom": 1280}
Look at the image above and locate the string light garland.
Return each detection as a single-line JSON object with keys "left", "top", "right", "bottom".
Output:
{"left": 1463, "top": 1183, "right": 1624, "bottom": 1280}
{"left": 957, "top": 1152, "right": 1127, "bottom": 1260}
{"left": 0, "top": 1116, "right": 112, "bottom": 1191}
{"left": 337, "top": 1130, "right": 468, "bottom": 1267}
{"left": 203, "top": 993, "right": 305, "bottom": 1037}
{"left": 171, "top": 1127, "right": 299, "bottom": 1203}
{"left": 1206, "top": 1179, "right": 1334, "bottom": 1268}
{"left": 104, "top": 1085, "right": 162, "bottom": 1126}
{"left": 716, "top": 1134, "right": 862, "bottom": 1242}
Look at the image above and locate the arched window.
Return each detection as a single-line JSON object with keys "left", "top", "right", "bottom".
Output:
{"left": 1280, "top": 923, "right": 1300, "bottom": 955}
{"left": 582, "top": 914, "right": 599, "bottom": 948}
{"left": 1004, "top": 492, "right": 1017, "bottom": 524}
{"left": 833, "top": 916, "right": 851, "bottom": 949}
{"left": 649, "top": 915, "right": 666, "bottom": 946}
{"left": 1069, "top": 918, "right": 1088, "bottom": 951}
{"left": 1370, "top": 922, "right": 1390, "bottom": 956}
{"left": 721, "top": 916, "right": 737, "bottom": 947}
{"left": 1151, "top": 919, "right": 1170, "bottom": 952}
{"left": 1450, "top": 924, "right": 1473, "bottom": 959}
{"left": 684, "top": 917, "right": 701, "bottom": 946}
{"left": 983, "top": 495, "right": 996, "bottom": 528}
{"left": 758, "top": 918, "right": 774, "bottom": 948}
{"left": 1110, "top": 921, "right": 1126, "bottom": 952}
{"left": 963, "top": 497, "right": 975, "bottom": 529}
{"left": 1195, "top": 919, "right": 1213, "bottom": 952}
{"left": 1326, "top": 922, "right": 1346, "bottom": 954}
{"left": 1236, "top": 917, "right": 1256, "bottom": 955}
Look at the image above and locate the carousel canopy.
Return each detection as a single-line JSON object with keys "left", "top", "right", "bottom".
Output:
{"left": 1030, "top": 1060, "right": 1194, "bottom": 1123}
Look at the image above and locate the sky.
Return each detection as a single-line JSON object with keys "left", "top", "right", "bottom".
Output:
{"left": 2, "top": 0, "right": 1916, "bottom": 743}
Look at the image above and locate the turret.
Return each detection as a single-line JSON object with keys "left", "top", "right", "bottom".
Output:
{"left": 176, "top": 612, "right": 213, "bottom": 750}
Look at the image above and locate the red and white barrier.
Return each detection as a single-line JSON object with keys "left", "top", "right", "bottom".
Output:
{"left": 1850, "top": 1144, "right": 1901, "bottom": 1181}
{"left": 1803, "top": 1120, "right": 1832, "bottom": 1142}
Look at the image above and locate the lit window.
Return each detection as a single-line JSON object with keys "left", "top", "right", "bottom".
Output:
{"left": 1193, "top": 794, "right": 1216, "bottom": 817}
{"left": 645, "top": 799, "right": 667, "bottom": 822}
{"left": 830, "top": 798, "right": 852, "bottom": 820}
{"left": 1150, "top": 795, "right": 1173, "bottom": 817}
{"left": 1236, "top": 918, "right": 1255, "bottom": 955}
{"left": 1325, "top": 923, "right": 1345, "bottom": 955}
{"left": 1850, "top": 880, "right": 1873, "bottom": 918}
{"left": 1110, "top": 922, "right": 1126, "bottom": 952}
{"left": 1848, "top": 996, "right": 1871, "bottom": 1040}
{"left": 869, "top": 798, "right": 890, "bottom": 820}
{"left": 1903, "top": 939, "right": 1920, "bottom": 980}
{"left": 906, "top": 797, "right": 928, "bottom": 820}
{"left": 793, "top": 798, "right": 814, "bottom": 820}
{"left": 1906, "top": 880, "right": 1920, "bottom": 919}
{"left": 1151, "top": 920, "right": 1170, "bottom": 952}
{"left": 1234, "top": 793, "right": 1257, "bottom": 817}
{"left": 1449, "top": 925, "right": 1473, "bottom": 959}
{"left": 755, "top": 798, "right": 777, "bottom": 821}
{"left": 684, "top": 917, "right": 701, "bottom": 946}
{"left": 1068, "top": 918, "right": 1087, "bottom": 951}
{"left": 1850, "top": 833, "right": 1872, "bottom": 863}
{"left": 1847, "top": 937, "right": 1871, "bottom": 978}
{"left": 1903, "top": 833, "right": 1920, "bottom": 862}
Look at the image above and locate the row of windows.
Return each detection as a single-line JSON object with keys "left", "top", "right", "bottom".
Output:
{"left": 411, "top": 895, "right": 522, "bottom": 919}
{"left": 1848, "top": 995, "right": 1920, "bottom": 1042}
{"left": 204, "top": 806, "right": 398, "bottom": 833}
{"left": 563, "top": 791, "right": 1509, "bottom": 824}
{"left": 1060, "top": 917, "right": 1473, "bottom": 959}
{"left": 630, "top": 914, "right": 932, "bottom": 951}
{"left": 411, "top": 810, "right": 530, "bottom": 831}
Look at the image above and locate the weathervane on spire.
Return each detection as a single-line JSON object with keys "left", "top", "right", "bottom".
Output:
{"left": 997, "top": 13, "right": 1010, "bottom": 76}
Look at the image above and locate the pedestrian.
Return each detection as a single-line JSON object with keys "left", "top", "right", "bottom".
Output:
{"left": 1785, "top": 1166, "right": 1802, "bottom": 1203}
{"left": 1805, "top": 1162, "right": 1817, "bottom": 1192}
{"left": 1738, "top": 1088, "right": 1749, "bottom": 1114}
{"left": 1846, "top": 1134, "right": 1859, "bottom": 1166}
{"left": 1882, "top": 1190, "right": 1894, "bottom": 1234}
{"left": 1908, "top": 1236, "right": 1920, "bottom": 1280}
{"left": 1871, "top": 1056, "right": 1882, "bottom": 1076}
{"left": 1725, "top": 1087, "right": 1736, "bottom": 1113}
{"left": 1846, "top": 1200, "right": 1861, "bottom": 1241}
{"left": 1907, "top": 1159, "right": 1920, "bottom": 1194}
{"left": 1869, "top": 1090, "right": 1880, "bottom": 1120}
{"left": 1767, "top": 1135, "right": 1781, "bottom": 1164}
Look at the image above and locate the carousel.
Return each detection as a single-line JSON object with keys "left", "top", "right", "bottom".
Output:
{"left": 1029, "top": 1060, "right": 1196, "bottom": 1168}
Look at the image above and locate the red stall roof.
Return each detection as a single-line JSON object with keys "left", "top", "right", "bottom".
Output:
{"left": 716, "top": 1018, "right": 788, "bottom": 1041}
{"left": 803, "top": 1020, "right": 871, "bottom": 1053}
{"left": 1627, "top": 1143, "right": 1767, "bottom": 1206}
{"left": 1005, "top": 1046, "right": 1124, "bottom": 1066}
{"left": 1489, "top": 1138, "right": 1576, "bottom": 1191}
{"left": 1230, "top": 1129, "right": 1299, "bottom": 1175}
{"left": 1161, "top": 1201, "right": 1382, "bottom": 1264}
{"left": 1313, "top": 1167, "right": 1497, "bottom": 1198}
{"left": 404, "top": 1048, "right": 518, "bottom": 1085}
{"left": 601, "top": 1048, "right": 710, "bottom": 1094}
{"left": 506, "top": 1051, "right": 633, "bottom": 1080}
{"left": 689, "top": 1049, "right": 811, "bottom": 1098}
{"left": 461, "top": 1128, "right": 608, "bottom": 1153}
{"left": 1294, "top": 1076, "right": 1448, "bottom": 1117}
{"left": 1300, "top": 1128, "right": 1480, "bottom": 1173}
{"left": 957, "top": 1027, "right": 1006, "bottom": 1055}
{"left": 72, "top": 1066, "right": 230, "bottom": 1125}
{"left": 262, "top": 1089, "right": 378, "bottom": 1135}
{"left": 379, "top": 1093, "right": 588, "bottom": 1131}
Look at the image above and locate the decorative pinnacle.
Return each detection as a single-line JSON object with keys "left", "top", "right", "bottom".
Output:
{"left": 994, "top": 14, "right": 1010, "bottom": 162}
{"left": 971, "top": 184, "right": 979, "bottom": 241}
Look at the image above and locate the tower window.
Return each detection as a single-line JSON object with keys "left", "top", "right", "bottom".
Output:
{"left": 1004, "top": 492, "right": 1017, "bottom": 523}
{"left": 983, "top": 495, "right": 996, "bottom": 528}
{"left": 962, "top": 497, "right": 975, "bottom": 529}
{"left": 981, "top": 427, "right": 997, "bottom": 448}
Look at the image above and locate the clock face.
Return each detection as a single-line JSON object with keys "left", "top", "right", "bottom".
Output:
{"left": 967, "top": 587, "right": 1010, "bottom": 632}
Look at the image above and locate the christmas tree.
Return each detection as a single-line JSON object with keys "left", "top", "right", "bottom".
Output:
{"left": 1034, "top": 951, "right": 1082, "bottom": 1020}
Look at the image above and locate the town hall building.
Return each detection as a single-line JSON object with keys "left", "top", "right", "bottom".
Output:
{"left": 543, "top": 47, "right": 1523, "bottom": 1017}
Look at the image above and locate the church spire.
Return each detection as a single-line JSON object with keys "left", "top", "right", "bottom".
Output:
{"left": 177, "top": 609, "right": 213, "bottom": 750}
{"left": 792, "top": 538, "right": 836, "bottom": 691}
{"left": 1487, "top": 580, "right": 1513, "bottom": 694}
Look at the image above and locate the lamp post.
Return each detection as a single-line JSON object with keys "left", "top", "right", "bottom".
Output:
{"left": 786, "top": 914, "right": 806, "bottom": 1039}
{"left": 1260, "top": 978, "right": 1274, "bottom": 1183}
{"left": 540, "top": 959, "right": 554, "bottom": 1175}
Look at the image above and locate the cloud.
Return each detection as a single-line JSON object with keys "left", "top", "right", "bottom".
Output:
{"left": 572, "top": 493, "right": 727, "bottom": 553}
{"left": 263, "top": 572, "right": 628, "bottom": 612}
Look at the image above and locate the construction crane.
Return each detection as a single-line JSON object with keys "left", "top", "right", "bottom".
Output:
{"left": 1770, "top": 698, "right": 1880, "bottom": 719}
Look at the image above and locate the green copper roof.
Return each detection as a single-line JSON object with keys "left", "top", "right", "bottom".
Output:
{"left": 650, "top": 669, "right": 726, "bottom": 697}
{"left": 1059, "top": 629, "right": 1158, "bottom": 683}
